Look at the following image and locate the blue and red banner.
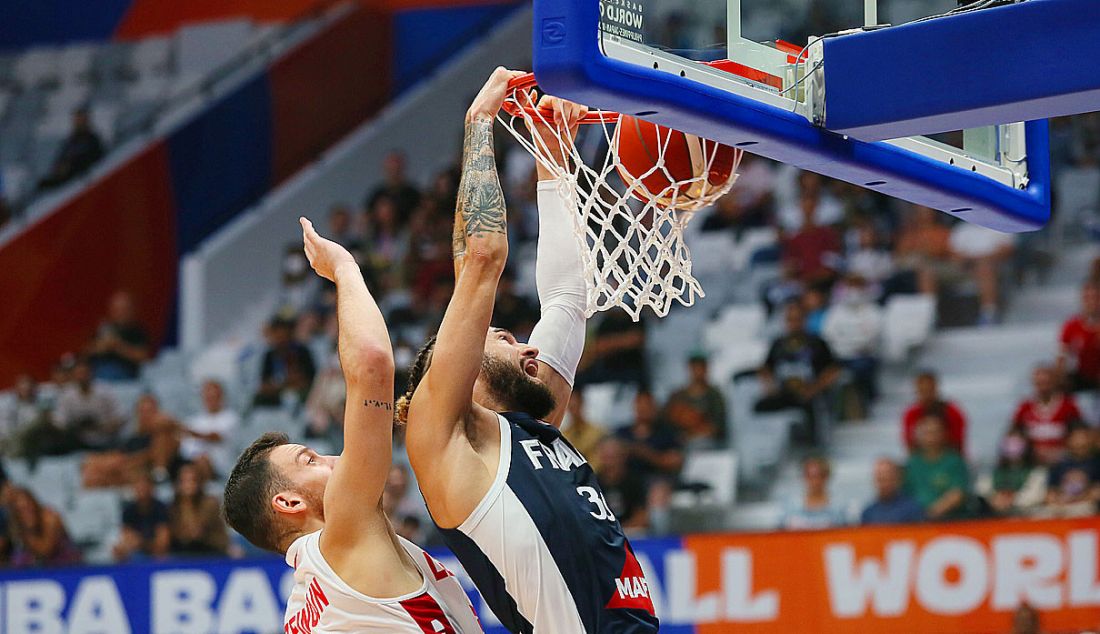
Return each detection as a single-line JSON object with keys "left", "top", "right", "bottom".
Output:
{"left": 2, "top": 519, "right": 1099, "bottom": 634}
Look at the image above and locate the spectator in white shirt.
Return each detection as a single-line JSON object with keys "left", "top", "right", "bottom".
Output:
{"left": 949, "top": 222, "right": 1015, "bottom": 326}
{"left": 845, "top": 223, "right": 894, "bottom": 300}
{"left": 823, "top": 275, "right": 884, "bottom": 417}
{"left": 179, "top": 381, "right": 238, "bottom": 481}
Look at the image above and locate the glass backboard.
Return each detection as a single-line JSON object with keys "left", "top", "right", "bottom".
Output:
{"left": 534, "top": 0, "right": 1069, "bottom": 231}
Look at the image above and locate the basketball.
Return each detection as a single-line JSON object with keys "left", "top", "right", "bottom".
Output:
{"left": 614, "top": 114, "right": 739, "bottom": 209}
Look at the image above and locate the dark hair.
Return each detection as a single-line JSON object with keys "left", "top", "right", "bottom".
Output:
{"left": 915, "top": 369, "right": 938, "bottom": 382}
{"left": 396, "top": 336, "right": 436, "bottom": 424}
{"left": 223, "top": 432, "right": 291, "bottom": 553}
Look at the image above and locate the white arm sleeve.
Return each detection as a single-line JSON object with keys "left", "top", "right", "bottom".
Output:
{"left": 528, "top": 180, "right": 587, "bottom": 386}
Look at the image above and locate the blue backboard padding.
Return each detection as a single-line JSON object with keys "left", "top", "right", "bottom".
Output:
{"left": 823, "top": 0, "right": 1100, "bottom": 141}
{"left": 166, "top": 74, "right": 274, "bottom": 256}
{"left": 532, "top": 0, "right": 1049, "bottom": 232}
{"left": 0, "top": 0, "right": 131, "bottom": 52}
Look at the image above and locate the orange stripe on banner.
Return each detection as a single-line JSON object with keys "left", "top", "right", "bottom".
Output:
{"left": 680, "top": 517, "right": 1100, "bottom": 634}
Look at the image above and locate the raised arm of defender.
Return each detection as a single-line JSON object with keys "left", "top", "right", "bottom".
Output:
{"left": 299, "top": 217, "right": 396, "bottom": 551}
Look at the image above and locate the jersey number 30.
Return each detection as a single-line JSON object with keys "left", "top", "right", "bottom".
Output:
{"left": 576, "top": 486, "right": 617, "bottom": 521}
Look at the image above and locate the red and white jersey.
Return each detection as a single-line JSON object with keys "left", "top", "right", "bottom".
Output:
{"left": 1013, "top": 395, "right": 1081, "bottom": 454}
{"left": 283, "top": 530, "right": 482, "bottom": 634}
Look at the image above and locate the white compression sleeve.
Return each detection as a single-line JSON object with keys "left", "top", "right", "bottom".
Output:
{"left": 528, "top": 180, "right": 587, "bottom": 386}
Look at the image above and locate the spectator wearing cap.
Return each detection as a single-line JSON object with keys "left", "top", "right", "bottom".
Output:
{"left": 36, "top": 107, "right": 105, "bottom": 190}
{"left": 822, "top": 274, "right": 884, "bottom": 417}
{"left": 87, "top": 291, "right": 151, "bottom": 382}
{"left": 779, "top": 455, "right": 847, "bottom": 530}
{"left": 861, "top": 458, "right": 925, "bottom": 525}
{"left": 755, "top": 301, "right": 841, "bottom": 446}
{"left": 666, "top": 353, "right": 728, "bottom": 449}
{"left": 1010, "top": 364, "right": 1082, "bottom": 465}
{"left": 1058, "top": 282, "right": 1100, "bottom": 393}
{"left": 254, "top": 316, "right": 317, "bottom": 407}
{"left": 901, "top": 371, "right": 968, "bottom": 456}
{"left": 976, "top": 427, "right": 1047, "bottom": 517}
{"left": 113, "top": 471, "right": 170, "bottom": 562}
{"left": 904, "top": 414, "right": 971, "bottom": 520}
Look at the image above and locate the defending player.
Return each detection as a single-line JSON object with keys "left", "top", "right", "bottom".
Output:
{"left": 400, "top": 68, "right": 660, "bottom": 633}
{"left": 222, "top": 219, "right": 481, "bottom": 633}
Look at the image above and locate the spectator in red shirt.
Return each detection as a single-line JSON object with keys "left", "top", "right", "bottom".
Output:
{"left": 1059, "top": 282, "right": 1100, "bottom": 393}
{"left": 781, "top": 191, "right": 842, "bottom": 287}
{"left": 902, "top": 371, "right": 967, "bottom": 455}
{"left": 1011, "top": 364, "right": 1082, "bottom": 465}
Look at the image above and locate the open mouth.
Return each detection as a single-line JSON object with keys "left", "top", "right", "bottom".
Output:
{"left": 524, "top": 359, "right": 539, "bottom": 378}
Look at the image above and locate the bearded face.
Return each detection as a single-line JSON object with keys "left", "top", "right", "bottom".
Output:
{"left": 480, "top": 352, "right": 557, "bottom": 420}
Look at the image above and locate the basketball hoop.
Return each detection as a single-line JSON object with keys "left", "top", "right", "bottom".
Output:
{"left": 499, "top": 73, "right": 742, "bottom": 321}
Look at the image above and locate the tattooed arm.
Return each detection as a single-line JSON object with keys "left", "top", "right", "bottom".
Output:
{"left": 297, "top": 218, "right": 397, "bottom": 550}
{"left": 406, "top": 68, "right": 524, "bottom": 526}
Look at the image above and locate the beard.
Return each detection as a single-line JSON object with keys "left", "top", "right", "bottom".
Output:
{"left": 481, "top": 354, "right": 557, "bottom": 420}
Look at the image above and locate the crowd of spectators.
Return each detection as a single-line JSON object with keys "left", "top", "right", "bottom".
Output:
{"left": 1, "top": 8, "right": 1099, "bottom": 573}
{"left": 777, "top": 276, "right": 1100, "bottom": 531}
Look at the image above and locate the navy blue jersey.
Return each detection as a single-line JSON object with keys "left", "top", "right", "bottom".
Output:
{"left": 437, "top": 412, "right": 659, "bottom": 633}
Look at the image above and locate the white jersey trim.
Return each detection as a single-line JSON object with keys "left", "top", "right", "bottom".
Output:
{"left": 287, "top": 531, "right": 429, "bottom": 604}
{"left": 457, "top": 413, "right": 512, "bottom": 534}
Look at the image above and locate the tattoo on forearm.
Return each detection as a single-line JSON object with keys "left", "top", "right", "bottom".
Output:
{"left": 364, "top": 399, "right": 393, "bottom": 411}
{"left": 456, "top": 118, "right": 507, "bottom": 242}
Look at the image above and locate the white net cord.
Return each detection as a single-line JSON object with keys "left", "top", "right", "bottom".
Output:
{"left": 500, "top": 89, "right": 742, "bottom": 321}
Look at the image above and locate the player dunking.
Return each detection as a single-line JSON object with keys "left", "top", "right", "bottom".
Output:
{"left": 222, "top": 219, "right": 481, "bottom": 633}
{"left": 399, "top": 68, "right": 660, "bottom": 633}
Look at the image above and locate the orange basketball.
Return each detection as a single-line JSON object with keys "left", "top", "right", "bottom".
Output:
{"left": 614, "top": 114, "right": 739, "bottom": 209}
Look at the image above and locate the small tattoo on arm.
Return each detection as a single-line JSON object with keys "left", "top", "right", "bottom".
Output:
{"left": 364, "top": 399, "right": 393, "bottom": 411}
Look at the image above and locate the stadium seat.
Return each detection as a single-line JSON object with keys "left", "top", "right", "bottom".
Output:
{"left": 675, "top": 449, "right": 739, "bottom": 507}
{"left": 707, "top": 339, "right": 768, "bottom": 385}
{"left": 881, "top": 293, "right": 936, "bottom": 362}
{"left": 703, "top": 304, "right": 765, "bottom": 351}
{"left": 57, "top": 43, "right": 97, "bottom": 87}
{"left": 0, "top": 164, "right": 31, "bottom": 201}
{"left": 128, "top": 37, "right": 173, "bottom": 79}
{"left": 12, "top": 47, "right": 61, "bottom": 89}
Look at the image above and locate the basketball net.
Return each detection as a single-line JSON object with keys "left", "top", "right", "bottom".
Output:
{"left": 499, "top": 86, "right": 742, "bottom": 321}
